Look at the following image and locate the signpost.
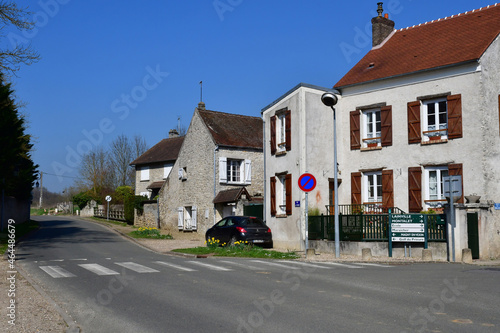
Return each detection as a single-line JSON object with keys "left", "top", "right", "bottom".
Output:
{"left": 105, "top": 195, "right": 112, "bottom": 220}
{"left": 388, "top": 213, "right": 428, "bottom": 257}
{"left": 298, "top": 173, "right": 316, "bottom": 253}
{"left": 443, "top": 175, "right": 462, "bottom": 262}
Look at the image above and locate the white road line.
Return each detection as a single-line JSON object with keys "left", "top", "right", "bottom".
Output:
{"left": 320, "top": 262, "right": 364, "bottom": 269}
{"left": 40, "top": 266, "right": 76, "bottom": 278}
{"left": 154, "top": 261, "right": 197, "bottom": 272}
{"left": 250, "top": 260, "right": 301, "bottom": 270}
{"left": 78, "top": 264, "right": 119, "bottom": 276}
{"left": 49, "top": 259, "right": 64, "bottom": 262}
{"left": 280, "top": 261, "right": 332, "bottom": 269}
{"left": 218, "top": 260, "right": 262, "bottom": 270}
{"left": 353, "top": 263, "right": 393, "bottom": 268}
{"left": 115, "top": 262, "right": 159, "bottom": 273}
{"left": 187, "top": 261, "right": 232, "bottom": 271}
{"left": 69, "top": 258, "right": 88, "bottom": 261}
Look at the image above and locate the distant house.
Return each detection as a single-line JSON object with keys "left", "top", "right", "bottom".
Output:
{"left": 129, "top": 130, "right": 184, "bottom": 199}
{"left": 159, "top": 102, "right": 263, "bottom": 237}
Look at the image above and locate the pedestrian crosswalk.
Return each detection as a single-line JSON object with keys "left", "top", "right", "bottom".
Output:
{"left": 35, "top": 259, "right": 393, "bottom": 279}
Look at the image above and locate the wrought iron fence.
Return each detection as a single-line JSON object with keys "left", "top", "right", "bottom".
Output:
{"left": 309, "top": 213, "right": 446, "bottom": 242}
{"left": 325, "top": 204, "right": 406, "bottom": 215}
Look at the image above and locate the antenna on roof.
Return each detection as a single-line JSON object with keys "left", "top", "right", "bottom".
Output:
{"left": 199, "top": 80, "right": 203, "bottom": 102}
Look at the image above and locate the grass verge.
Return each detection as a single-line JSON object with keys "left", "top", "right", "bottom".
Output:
{"left": 0, "top": 220, "right": 39, "bottom": 254}
{"left": 173, "top": 245, "right": 300, "bottom": 259}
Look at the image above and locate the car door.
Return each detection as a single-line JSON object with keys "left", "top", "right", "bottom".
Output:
{"left": 210, "top": 218, "right": 227, "bottom": 241}
{"left": 219, "top": 217, "right": 235, "bottom": 244}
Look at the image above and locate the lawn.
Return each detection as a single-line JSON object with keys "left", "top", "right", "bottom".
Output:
{"left": 0, "top": 220, "right": 39, "bottom": 254}
{"left": 173, "top": 243, "right": 300, "bottom": 259}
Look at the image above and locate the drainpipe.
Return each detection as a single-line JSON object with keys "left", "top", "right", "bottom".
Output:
{"left": 262, "top": 118, "right": 266, "bottom": 223}
{"left": 213, "top": 145, "right": 219, "bottom": 225}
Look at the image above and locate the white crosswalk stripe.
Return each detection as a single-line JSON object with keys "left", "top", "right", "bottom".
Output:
{"left": 352, "top": 263, "right": 393, "bottom": 268}
{"left": 40, "top": 266, "right": 76, "bottom": 278}
{"left": 115, "top": 262, "right": 159, "bottom": 273}
{"left": 78, "top": 264, "right": 120, "bottom": 276}
{"left": 154, "top": 261, "right": 197, "bottom": 272}
{"left": 320, "top": 262, "right": 364, "bottom": 269}
{"left": 187, "top": 261, "right": 232, "bottom": 271}
{"left": 280, "top": 261, "right": 333, "bottom": 269}
{"left": 250, "top": 260, "right": 301, "bottom": 270}
{"left": 218, "top": 260, "right": 262, "bottom": 270}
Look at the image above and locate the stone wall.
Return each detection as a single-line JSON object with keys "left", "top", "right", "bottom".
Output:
{"left": 134, "top": 202, "right": 159, "bottom": 228}
{"left": 2, "top": 196, "right": 30, "bottom": 225}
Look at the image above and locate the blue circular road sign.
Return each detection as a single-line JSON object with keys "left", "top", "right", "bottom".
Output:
{"left": 298, "top": 173, "right": 316, "bottom": 192}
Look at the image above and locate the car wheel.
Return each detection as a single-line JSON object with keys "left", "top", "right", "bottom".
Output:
{"left": 228, "top": 235, "right": 237, "bottom": 247}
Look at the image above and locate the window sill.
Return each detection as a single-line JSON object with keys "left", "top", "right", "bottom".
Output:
{"left": 276, "top": 151, "right": 287, "bottom": 156}
{"left": 276, "top": 214, "right": 288, "bottom": 218}
{"left": 360, "top": 145, "right": 382, "bottom": 151}
{"left": 422, "top": 138, "right": 448, "bottom": 145}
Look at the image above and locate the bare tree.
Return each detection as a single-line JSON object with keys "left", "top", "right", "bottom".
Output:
{"left": 109, "top": 134, "right": 134, "bottom": 187}
{"left": 133, "top": 134, "right": 148, "bottom": 159}
{"left": 78, "top": 147, "right": 112, "bottom": 196}
{"left": 0, "top": 1, "right": 40, "bottom": 75}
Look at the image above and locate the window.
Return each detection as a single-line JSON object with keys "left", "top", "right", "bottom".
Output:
{"left": 363, "top": 172, "right": 382, "bottom": 203}
{"left": 362, "top": 109, "right": 381, "bottom": 147}
{"left": 270, "top": 108, "right": 291, "bottom": 155}
{"left": 219, "top": 157, "right": 251, "bottom": 184}
{"left": 164, "top": 163, "right": 173, "bottom": 179}
{"left": 278, "top": 175, "right": 287, "bottom": 215}
{"left": 270, "top": 173, "right": 292, "bottom": 217}
{"left": 424, "top": 166, "right": 448, "bottom": 209}
{"left": 423, "top": 98, "right": 448, "bottom": 141}
{"left": 140, "top": 166, "right": 149, "bottom": 181}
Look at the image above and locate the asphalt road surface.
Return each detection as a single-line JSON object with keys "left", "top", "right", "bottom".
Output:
{"left": 17, "top": 216, "right": 500, "bottom": 333}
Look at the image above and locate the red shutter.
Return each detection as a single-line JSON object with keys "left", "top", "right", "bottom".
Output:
{"left": 382, "top": 169, "right": 394, "bottom": 209}
{"left": 270, "top": 116, "right": 276, "bottom": 155}
{"left": 285, "top": 110, "right": 291, "bottom": 151}
{"left": 408, "top": 167, "right": 422, "bottom": 213}
{"left": 447, "top": 94, "right": 462, "bottom": 139}
{"left": 270, "top": 177, "right": 276, "bottom": 216}
{"left": 285, "top": 174, "right": 292, "bottom": 215}
{"left": 381, "top": 106, "right": 392, "bottom": 147}
{"left": 448, "top": 163, "right": 464, "bottom": 203}
{"left": 407, "top": 101, "right": 421, "bottom": 144}
{"left": 350, "top": 111, "right": 361, "bottom": 150}
{"left": 351, "top": 172, "right": 362, "bottom": 205}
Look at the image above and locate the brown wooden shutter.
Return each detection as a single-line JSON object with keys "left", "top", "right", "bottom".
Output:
{"left": 498, "top": 94, "right": 500, "bottom": 136}
{"left": 351, "top": 172, "right": 362, "bottom": 205}
{"left": 408, "top": 167, "right": 422, "bottom": 213}
{"left": 350, "top": 111, "right": 361, "bottom": 150}
{"left": 270, "top": 115, "right": 276, "bottom": 155}
{"left": 285, "top": 110, "right": 291, "bottom": 151}
{"left": 381, "top": 106, "right": 392, "bottom": 147}
{"left": 270, "top": 177, "right": 276, "bottom": 216}
{"left": 447, "top": 94, "right": 462, "bottom": 139}
{"left": 407, "top": 101, "right": 421, "bottom": 144}
{"left": 448, "top": 163, "right": 464, "bottom": 203}
{"left": 285, "top": 174, "right": 292, "bottom": 215}
{"left": 382, "top": 169, "right": 394, "bottom": 209}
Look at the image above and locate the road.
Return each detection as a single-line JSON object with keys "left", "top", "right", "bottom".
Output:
{"left": 17, "top": 216, "right": 500, "bottom": 333}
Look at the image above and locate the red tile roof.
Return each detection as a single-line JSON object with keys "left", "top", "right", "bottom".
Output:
{"left": 198, "top": 109, "right": 263, "bottom": 149}
{"left": 129, "top": 136, "right": 184, "bottom": 166}
{"left": 335, "top": 4, "right": 500, "bottom": 88}
{"left": 213, "top": 187, "right": 251, "bottom": 204}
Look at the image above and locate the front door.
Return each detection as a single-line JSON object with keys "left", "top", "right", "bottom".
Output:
{"left": 467, "top": 212, "right": 479, "bottom": 259}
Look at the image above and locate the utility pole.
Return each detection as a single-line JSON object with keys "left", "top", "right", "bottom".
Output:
{"left": 38, "top": 171, "right": 43, "bottom": 209}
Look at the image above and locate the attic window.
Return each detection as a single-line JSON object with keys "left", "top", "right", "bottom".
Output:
{"left": 368, "top": 63, "right": 375, "bottom": 68}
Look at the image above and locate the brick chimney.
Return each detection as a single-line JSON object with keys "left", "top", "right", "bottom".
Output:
{"left": 371, "top": 2, "right": 394, "bottom": 47}
{"left": 168, "top": 129, "right": 179, "bottom": 138}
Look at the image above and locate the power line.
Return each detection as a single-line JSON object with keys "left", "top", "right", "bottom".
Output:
{"left": 38, "top": 171, "right": 85, "bottom": 180}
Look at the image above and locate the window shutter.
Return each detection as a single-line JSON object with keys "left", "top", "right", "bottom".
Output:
{"left": 270, "top": 116, "right": 276, "bottom": 155}
{"left": 177, "top": 207, "right": 184, "bottom": 229}
{"left": 244, "top": 159, "right": 251, "bottom": 184}
{"left": 447, "top": 94, "right": 462, "bottom": 139}
{"left": 141, "top": 167, "right": 150, "bottom": 181}
{"left": 448, "top": 163, "right": 464, "bottom": 203}
{"left": 407, "top": 101, "right": 421, "bottom": 144}
{"left": 498, "top": 94, "right": 500, "bottom": 136}
{"left": 408, "top": 167, "right": 422, "bottom": 213}
{"left": 285, "top": 174, "right": 292, "bottom": 215}
{"left": 285, "top": 110, "right": 291, "bottom": 151}
{"left": 382, "top": 170, "right": 394, "bottom": 210}
{"left": 351, "top": 172, "right": 362, "bottom": 205}
{"left": 219, "top": 157, "right": 227, "bottom": 183}
{"left": 350, "top": 111, "right": 361, "bottom": 150}
{"left": 191, "top": 206, "right": 197, "bottom": 230}
{"left": 178, "top": 168, "right": 183, "bottom": 180}
{"left": 380, "top": 106, "right": 393, "bottom": 147}
{"left": 270, "top": 177, "right": 276, "bottom": 216}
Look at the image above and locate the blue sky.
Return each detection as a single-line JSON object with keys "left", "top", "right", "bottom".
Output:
{"left": 10, "top": 0, "right": 495, "bottom": 193}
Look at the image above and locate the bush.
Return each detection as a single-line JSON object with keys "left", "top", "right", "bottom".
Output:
{"left": 124, "top": 195, "right": 149, "bottom": 225}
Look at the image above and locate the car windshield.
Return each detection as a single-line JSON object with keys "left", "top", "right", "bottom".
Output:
{"left": 238, "top": 217, "right": 266, "bottom": 227}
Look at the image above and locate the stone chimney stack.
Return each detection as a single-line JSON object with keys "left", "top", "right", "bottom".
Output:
{"left": 168, "top": 129, "right": 179, "bottom": 138}
{"left": 371, "top": 2, "right": 395, "bottom": 47}
{"left": 197, "top": 101, "right": 206, "bottom": 111}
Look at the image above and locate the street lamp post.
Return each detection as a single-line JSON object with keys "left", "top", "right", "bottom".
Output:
{"left": 321, "top": 92, "right": 340, "bottom": 258}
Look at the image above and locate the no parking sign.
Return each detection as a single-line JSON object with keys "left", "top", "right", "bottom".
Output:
{"left": 298, "top": 173, "right": 316, "bottom": 192}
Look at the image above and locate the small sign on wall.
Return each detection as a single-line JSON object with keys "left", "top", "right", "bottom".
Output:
{"left": 295, "top": 201, "right": 300, "bottom": 207}
{"left": 495, "top": 203, "right": 500, "bottom": 210}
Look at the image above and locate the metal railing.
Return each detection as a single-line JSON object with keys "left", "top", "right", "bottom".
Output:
{"left": 325, "top": 204, "right": 406, "bottom": 215}
{"left": 93, "top": 208, "right": 126, "bottom": 221}
{"left": 309, "top": 213, "right": 446, "bottom": 242}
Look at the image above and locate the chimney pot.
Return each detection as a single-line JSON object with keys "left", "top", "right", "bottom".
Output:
{"left": 197, "top": 101, "right": 206, "bottom": 111}
{"left": 371, "top": 3, "right": 395, "bottom": 47}
{"left": 168, "top": 129, "right": 179, "bottom": 138}
{"left": 384, "top": 13, "right": 389, "bottom": 19}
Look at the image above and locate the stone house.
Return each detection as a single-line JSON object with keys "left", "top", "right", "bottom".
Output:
{"left": 158, "top": 102, "right": 263, "bottom": 238}
{"left": 263, "top": 3, "right": 500, "bottom": 260}
{"left": 129, "top": 131, "right": 184, "bottom": 199}
{"left": 261, "top": 83, "right": 338, "bottom": 250}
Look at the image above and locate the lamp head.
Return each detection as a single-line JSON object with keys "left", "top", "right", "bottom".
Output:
{"left": 321, "top": 92, "right": 338, "bottom": 107}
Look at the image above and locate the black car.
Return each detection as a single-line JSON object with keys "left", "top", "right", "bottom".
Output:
{"left": 205, "top": 216, "right": 273, "bottom": 248}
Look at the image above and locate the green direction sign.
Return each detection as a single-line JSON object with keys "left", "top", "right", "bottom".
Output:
{"left": 391, "top": 214, "right": 425, "bottom": 242}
